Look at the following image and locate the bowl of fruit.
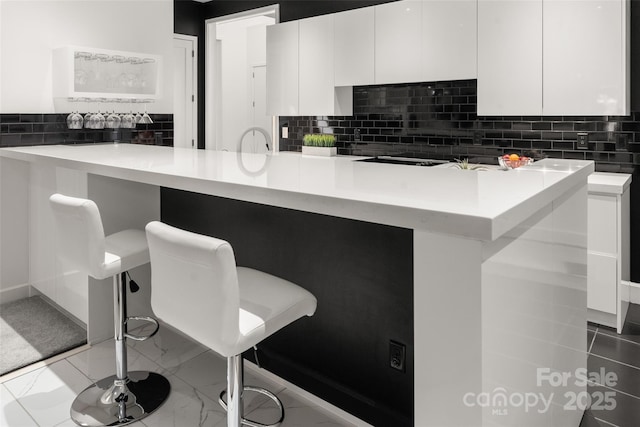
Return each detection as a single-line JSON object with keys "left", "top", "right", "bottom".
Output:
{"left": 498, "top": 153, "right": 533, "bottom": 169}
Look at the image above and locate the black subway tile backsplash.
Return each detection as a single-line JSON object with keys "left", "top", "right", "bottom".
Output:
{"left": 279, "top": 79, "right": 640, "bottom": 172}
{"left": 0, "top": 113, "right": 173, "bottom": 147}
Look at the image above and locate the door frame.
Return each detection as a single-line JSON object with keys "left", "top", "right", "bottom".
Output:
{"left": 173, "top": 33, "right": 198, "bottom": 148}
{"left": 205, "top": 5, "right": 279, "bottom": 151}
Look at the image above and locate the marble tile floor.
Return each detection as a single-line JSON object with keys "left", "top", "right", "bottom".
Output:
{"left": 0, "top": 323, "right": 360, "bottom": 427}
{"left": 6, "top": 306, "right": 640, "bottom": 427}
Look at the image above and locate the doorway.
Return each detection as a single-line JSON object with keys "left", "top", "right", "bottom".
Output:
{"left": 173, "top": 34, "right": 197, "bottom": 149}
{"left": 205, "top": 6, "right": 278, "bottom": 152}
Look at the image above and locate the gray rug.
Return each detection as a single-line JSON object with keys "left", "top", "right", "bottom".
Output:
{"left": 0, "top": 296, "right": 87, "bottom": 376}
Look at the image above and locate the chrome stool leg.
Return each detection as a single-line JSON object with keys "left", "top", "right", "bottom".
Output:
{"left": 218, "top": 355, "right": 284, "bottom": 427}
{"left": 70, "top": 273, "right": 170, "bottom": 426}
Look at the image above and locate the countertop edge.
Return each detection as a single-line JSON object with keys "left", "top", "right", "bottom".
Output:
{"left": 0, "top": 146, "right": 593, "bottom": 242}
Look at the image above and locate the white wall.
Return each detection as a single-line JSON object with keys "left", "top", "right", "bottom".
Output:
{"left": 0, "top": 0, "right": 173, "bottom": 114}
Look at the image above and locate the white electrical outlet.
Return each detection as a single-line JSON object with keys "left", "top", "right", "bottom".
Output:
{"left": 282, "top": 127, "right": 289, "bottom": 138}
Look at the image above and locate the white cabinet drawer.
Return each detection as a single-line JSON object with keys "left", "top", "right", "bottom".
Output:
{"left": 587, "top": 252, "right": 617, "bottom": 315}
{"left": 588, "top": 194, "right": 617, "bottom": 255}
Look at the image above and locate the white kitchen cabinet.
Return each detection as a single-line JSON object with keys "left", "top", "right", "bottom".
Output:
{"left": 375, "top": 0, "right": 423, "bottom": 85}
{"left": 266, "top": 21, "right": 299, "bottom": 116}
{"left": 299, "top": 14, "right": 352, "bottom": 116}
{"left": 266, "top": 18, "right": 352, "bottom": 116}
{"left": 587, "top": 172, "right": 631, "bottom": 333}
{"left": 477, "top": 0, "right": 542, "bottom": 115}
{"left": 52, "top": 46, "right": 161, "bottom": 100}
{"left": 422, "top": 0, "right": 476, "bottom": 81}
{"left": 478, "top": 0, "right": 629, "bottom": 116}
{"left": 334, "top": 7, "right": 375, "bottom": 87}
{"left": 544, "top": 0, "right": 629, "bottom": 115}
{"left": 588, "top": 253, "right": 618, "bottom": 315}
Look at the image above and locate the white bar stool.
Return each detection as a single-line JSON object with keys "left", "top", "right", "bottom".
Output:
{"left": 145, "top": 221, "right": 317, "bottom": 427}
{"left": 49, "top": 194, "right": 170, "bottom": 427}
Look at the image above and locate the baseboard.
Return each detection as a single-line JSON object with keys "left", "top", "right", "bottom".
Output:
{"left": 623, "top": 280, "right": 640, "bottom": 304}
{"left": 0, "top": 283, "right": 31, "bottom": 305}
{"left": 587, "top": 308, "right": 616, "bottom": 329}
{"left": 244, "top": 359, "right": 374, "bottom": 427}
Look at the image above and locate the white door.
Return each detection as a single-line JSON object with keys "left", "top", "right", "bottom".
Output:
{"left": 238, "top": 65, "right": 271, "bottom": 153}
{"left": 250, "top": 65, "right": 271, "bottom": 152}
{"left": 173, "top": 34, "right": 197, "bottom": 148}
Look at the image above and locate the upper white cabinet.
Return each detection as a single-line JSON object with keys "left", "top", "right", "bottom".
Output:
{"left": 375, "top": 1, "right": 423, "bottom": 85}
{"left": 52, "top": 46, "right": 162, "bottom": 100}
{"left": 334, "top": 7, "right": 375, "bottom": 87}
{"left": 543, "top": 0, "right": 629, "bottom": 116}
{"left": 266, "top": 18, "right": 352, "bottom": 116}
{"left": 478, "top": 0, "right": 629, "bottom": 116}
{"left": 422, "top": 0, "right": 477, "bottom": 82}
{"left": 477, "top": 0, "right": 543, "bottom": 116}
{"left": 299, "top": 15, "right": 334, "bottom": 115}
{"left": 266, "top": 21, "right": 299, "bottom": 116}
{"left": 299, "top": 14, "right": 353, "bottom": 116}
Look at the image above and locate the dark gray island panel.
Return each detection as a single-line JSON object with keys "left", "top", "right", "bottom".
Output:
{"left": 161, "top": 188, "right": 414, "bottom": 426}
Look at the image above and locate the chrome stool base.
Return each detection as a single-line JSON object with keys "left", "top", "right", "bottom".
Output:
{"left": 219, "top": 386, "right": 284, "bottom": 427}
{"left": 70, "top": 371, "right": 170, "bottom": 426}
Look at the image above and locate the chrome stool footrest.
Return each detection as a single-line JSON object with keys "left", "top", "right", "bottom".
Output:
{"left": 124, "top": 316, "right": 160, "bottom": 341}
{"left": 219, "top": 386, "right": 284, "bottom": 427}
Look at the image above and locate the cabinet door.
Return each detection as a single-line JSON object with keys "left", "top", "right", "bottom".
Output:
{"left": 299, "top": 14, "right": 335, "bottom": 115}
{"left": 266, "top": 21, "right": 299, "bottom": 116}
{"left": 477, "top": 0, "right": 542, "bottom": 115}
{"left": 375, "top": 0, "right": 423, "bottom": 85}
{"left": 543, "top": 0, "right": 628, "bottom": 115}
{"left": 422, "top": 0, "right": 476, "bottom": 81}
{"left": 588, "top": 193, "right": 617, "bottom": 255}
{"left": 588, "top": 252, "right": 617, "bottom": 315}
{"left": 334, "top": 7, "right": 375, "bottom": 86}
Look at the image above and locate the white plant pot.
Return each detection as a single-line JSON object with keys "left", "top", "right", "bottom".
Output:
{"left": 302, "top": 146, "right": 337, "bottom": 157}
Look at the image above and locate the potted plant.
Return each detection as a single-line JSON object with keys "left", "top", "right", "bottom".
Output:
{"left": 450, "top": 158, "right": 487, "bottom": 171}
{"left": 302, "top": 134, "right": 337, "bottom": 157}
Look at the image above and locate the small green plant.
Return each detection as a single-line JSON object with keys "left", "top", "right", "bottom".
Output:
{"left": 450, "top": 158, "right": 487, "bottom": 171}
{"left": 303, "top": 134, "right": 336, "bottom": 147}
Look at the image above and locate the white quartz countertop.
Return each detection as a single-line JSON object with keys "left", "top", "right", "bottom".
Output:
{"left": 0, "top": 144, "right": 594, "bottom": 241}
{"left": 588, "top": 171, "right": 632, "bottom": 195}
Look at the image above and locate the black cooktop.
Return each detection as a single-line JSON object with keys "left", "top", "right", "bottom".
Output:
{"left": 355, "top": 156, "right": 448, "bottom": 167}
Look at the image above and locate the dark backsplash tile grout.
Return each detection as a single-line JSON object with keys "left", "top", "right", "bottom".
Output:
{"left": 279, "top": 79, "right": 640, "bottom": 174}
{"left": 0, "top": 113, "right": 174, "bottom": 147}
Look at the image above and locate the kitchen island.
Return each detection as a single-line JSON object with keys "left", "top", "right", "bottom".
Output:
{"left": 0, "top": 143, "right": 593, "bottom": 426}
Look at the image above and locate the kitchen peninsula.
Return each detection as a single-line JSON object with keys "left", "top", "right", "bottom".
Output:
{"left": 0, "top": 143, "right": 593, "bottom": 427}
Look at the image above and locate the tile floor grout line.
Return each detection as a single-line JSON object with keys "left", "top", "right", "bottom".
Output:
{"left": 596, "top": 328, "right": 640, "bottom": 348}
{"left": 1, "top": 383, "right": 42, "bottom": 427}
{"left": 130, "top": 322, "right": 210, "bottom": 370}
{"left": 588, "top": 351, "right": 640, "bottom": 375}
{"left": 594, "top": 416, "right": 620, "bottom": 427}
{"left": 588, "top": 377, "right": 640, "bottom": 401}
{"left": 65, "top": 351, "right": 95, "bottom": 384}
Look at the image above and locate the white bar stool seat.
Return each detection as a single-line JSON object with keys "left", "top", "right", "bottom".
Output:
{"left": 49, "top": 194, "right": 170, "bottom": 427}
{"left": 145, "top": 221, "right": 317, "bottom": 427}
